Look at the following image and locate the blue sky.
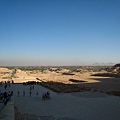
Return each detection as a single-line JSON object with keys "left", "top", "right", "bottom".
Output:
{"left": 0, "top": 0, "right": 120, "bottom": 66}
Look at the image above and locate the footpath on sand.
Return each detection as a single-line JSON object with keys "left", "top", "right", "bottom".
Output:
{"left": 0, "top": 83, "right": 120, "bottom": 120}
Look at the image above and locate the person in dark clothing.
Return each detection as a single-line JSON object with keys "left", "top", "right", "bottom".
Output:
{"left": 3, "top": 92, "right": 7, "bottom": 102}
{"left": 4, "top": 98, "right": 8, "bottom": 105}
{"left": 23, "top": 91, "right": 25, "bottom": 96}
{"left": 11, "top": 91, "right": 13, "bottom": 96}
{"left": 29, "top": 91, "right": 32, "bottom": 97}
{"left": 17, "top": 91, "right": 20, "bottom": 96}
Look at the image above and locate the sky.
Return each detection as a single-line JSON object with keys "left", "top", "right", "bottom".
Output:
{"left": 0, "top": 0, "right": 120, "bottom": 66}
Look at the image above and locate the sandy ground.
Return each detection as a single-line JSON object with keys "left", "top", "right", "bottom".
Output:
{"left": 0, "top": 83, "right": 120, "bottom": 120}
{"left": 1, "top": 71, "right": 120, "bottom": 92}
{"left": 13, "top": 72, "right": 101, "bottom": 84}
{"left": 0, "top": 71, "right": 120, "bottom": 119}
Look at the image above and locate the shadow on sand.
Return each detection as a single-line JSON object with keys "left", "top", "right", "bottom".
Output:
{"left": 39, "top": 77, "right": 120, "bottom": 96}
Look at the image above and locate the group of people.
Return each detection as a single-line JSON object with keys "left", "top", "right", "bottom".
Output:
{"left": 0, "top": 81, "right": 51, "bottom": 104}
{"left": 19, "top": 84, "right": 51, "bottom": 100}
{"left": 17, "top": 85, "right": 35, "bottom": 97}
{"left": 42, "top": 91, "right": 51, "bottom": 101}
{"left": 0, "top": 91, "right": 13, "bottom": 105}
{"left": 17, "top": 90, "right": 32, "bottom": 97}
{"left": 17, "top": 90, "right": 51, "bottom": 101}
{"left": 0, "top": 80, "right": 14, "bottom": 105}
{"left": 0, "top": 80, "right": 14, "bottom": 90}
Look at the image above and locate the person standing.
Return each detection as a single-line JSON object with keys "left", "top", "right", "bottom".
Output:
{"left": 3, "top": 91, "right": 7, "bottom": 102}
{"left": 33, "top": 85, "right": 34, "bottom": 90}
{"left": 29, "top": 91, "right": 31, "bottom": 97}
{"left": 36, "top": 92, "right": 39, "bottom": 97}
{"left": 17, "top": 91, "right": 20, "bottom": 96}
{"left": 30, "top": 85, "right": 32, "bottom": 90}
{"left": 23, "top": 91, "right": 25, "bottom": 97}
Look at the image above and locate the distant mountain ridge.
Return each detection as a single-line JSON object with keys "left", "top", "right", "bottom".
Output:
{"left": 93, "top": 62, "right": 115, "bottom": 66}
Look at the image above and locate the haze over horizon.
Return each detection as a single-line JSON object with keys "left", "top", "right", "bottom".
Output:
{"left": 0, "top": 0, "right": 120, "bottom": 66}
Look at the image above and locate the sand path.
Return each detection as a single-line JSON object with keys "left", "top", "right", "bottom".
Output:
{"left": 0, "top": 84, "right": 120, "bottom": 120}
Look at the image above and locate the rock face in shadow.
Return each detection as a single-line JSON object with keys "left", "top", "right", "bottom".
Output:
{"left": 91, "top": 63, "right": 120, "bottom": 78}
{"left": 91, "top": 73, "right": 120, "bottom": 77}
{"left": 108, "top": 63, "right": 120, "bottom": 74}
{"left": 69, "top": 79, "right": 86, "bottom": 83}
{"left": 114, "top": 63, "right": 120, "bottom": 67}
{"left": 62, "top": 73, "right": 74, "bottom": 75}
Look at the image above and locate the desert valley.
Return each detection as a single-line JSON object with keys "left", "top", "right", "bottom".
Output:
{"left": 0, "top": 64, "right": 120, "bottom": 94}
{"left": 0, "top": 64, "right": 120, "bottom": 120}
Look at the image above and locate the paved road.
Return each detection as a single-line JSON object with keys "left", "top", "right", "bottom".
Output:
{"left": 0, "top": 83, "right": 120, "bottom": 120}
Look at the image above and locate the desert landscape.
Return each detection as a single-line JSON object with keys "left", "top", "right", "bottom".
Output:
{"left": 1, "top": 0, "right": 120, "bottom": 119}
{"left": 0, "top": 64, "right": 120, "bottom": 120}
{"left": 0, "top": 64, "right": 120, "bottom": 94}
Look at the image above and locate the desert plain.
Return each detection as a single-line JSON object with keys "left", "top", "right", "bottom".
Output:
{"left": 0, "top": 66, "right": 120, "bottom": 120}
